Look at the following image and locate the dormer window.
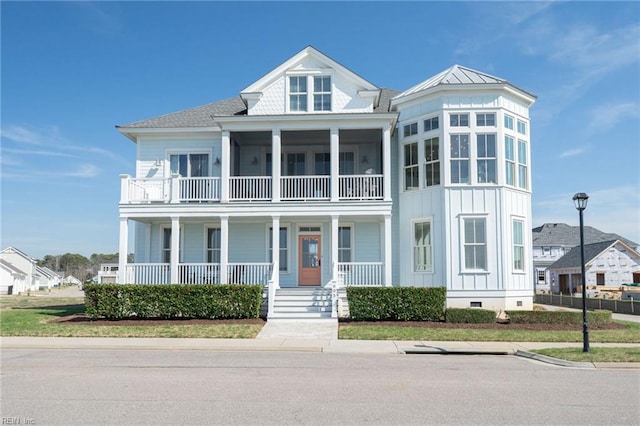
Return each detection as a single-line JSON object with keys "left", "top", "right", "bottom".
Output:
{"left": 288, "top": 75, "right": 332, "bottom": 112}
{"left": 289, "top": 76, "right": 308, "bottom": 112}
{"left": 313, "top": 76, "right": 331, "bottom": 111}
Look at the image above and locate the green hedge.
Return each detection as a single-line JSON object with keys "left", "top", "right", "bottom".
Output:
{"left": 346, "top": 287, "right": 446, "bottom": 321}
{"left": 445, "top": 308, "right": 497, "bottom": 323}
{"left": 83, "top": 284, "right": 263, "bottom": 320}
{"left": 506, "top": 310, "right": 612, "bottom": 325}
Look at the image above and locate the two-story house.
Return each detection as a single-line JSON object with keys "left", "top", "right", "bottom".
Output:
{"left": 115, "top": 46, "right": 536, "bottom": 317}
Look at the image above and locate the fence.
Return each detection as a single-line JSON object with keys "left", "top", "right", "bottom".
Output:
{"left": 535, "top": 293, "right": 639, "bottom": 315}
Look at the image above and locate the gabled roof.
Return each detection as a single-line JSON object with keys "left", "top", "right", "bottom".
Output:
{"left": 240, "top": 46, "right": 379, "bottom": 98}
{"left": 0, "top": 259, "right": 27, "bottom": 276}
{"left": 0, "top": 246, "right": 35, "bottom": 262}
{"left": 392, "top": 64, "right": 536, "bottom": 104}
{"left": 547, "top": 240, "right": 639, "bottom": 270}
{"left": 532, "top": 223, "right": 638, "bottom": 249}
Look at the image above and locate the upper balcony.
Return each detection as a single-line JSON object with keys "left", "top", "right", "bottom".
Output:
{"left": 120, "top": 173, "right": 384, "bottom": 204}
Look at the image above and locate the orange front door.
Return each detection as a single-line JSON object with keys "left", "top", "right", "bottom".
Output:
{"left": 299, "top": 235, "right": 321, "bottom": 286}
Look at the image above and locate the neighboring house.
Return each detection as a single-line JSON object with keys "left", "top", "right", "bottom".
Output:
{"left": 63, "top": 275, "right": 82, "bottom": 286}
{"left": 0, "top": 247, "right": 61, "bottom": 293}
{"left": 532, "top": 223, "right": 638, "bottom": 292}
{"left": 115, "top": 46, "right": 536, "bottom": 317}
{"left": 547, "top": 240, "right": 640, "bottom": 295}
{"left": 98, "top": 260, "right": 119, "bottom": 284}
{"left": 0, "top": 259, "right": 27, "bottom": 295}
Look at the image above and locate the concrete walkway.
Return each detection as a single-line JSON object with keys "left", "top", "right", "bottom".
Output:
{"left": 257, "top": 319, "right": 338, "bottom": 339}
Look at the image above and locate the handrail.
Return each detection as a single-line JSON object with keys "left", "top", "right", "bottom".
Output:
{"left": 267, "top": 262, "right": 279, "bottom": 319}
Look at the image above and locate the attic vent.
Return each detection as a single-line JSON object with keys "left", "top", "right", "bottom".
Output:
{"left": 470, "top": 301, "right": 482, "bottom": 308}
{"left": 517, "top": 301, "right": 523, "bottom": 307}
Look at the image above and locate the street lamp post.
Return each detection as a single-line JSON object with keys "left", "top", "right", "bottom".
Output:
{"left": 573, "top": 192, "right": 589, "bottom": 352}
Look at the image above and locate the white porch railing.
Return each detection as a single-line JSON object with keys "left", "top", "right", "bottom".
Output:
{"left": 124, "top": 263, "right": 170, "bottom": 284}
{"left": 126, "top": 178, "right": 169, "bottom": 202}
{"left": 338, "top": 262, "right": 384, "bottom": 286}
{"left": 281, "top": 175, "right": 330, "bottom": 200}
{"left": 178, "top": 263, "right": 220, "bottom": 284}
{"left": 179, "top": 177, "right": 221, "bottom": 202}
{"left": 227, "top": 263, "right": 272, "bottom": 284}
{"left": 229, "top": 177, "right": 272, "bottom": 201}
{"left": 339, "top": 175, "right": 383, "bottom": 200}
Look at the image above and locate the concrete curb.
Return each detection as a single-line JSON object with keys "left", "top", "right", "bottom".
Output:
{"left": 514, "top": 350, "right": 595, "bottom": 368}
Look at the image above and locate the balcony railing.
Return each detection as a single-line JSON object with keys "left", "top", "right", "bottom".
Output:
{"left": 121, "top": 174, "right": 384, "bottom": 203}
{"left": 124, "top": 263, "right": 170, "bottom": 284}
{"left": 338, "top": 262, "right": 384, "bottom": 286}
{"left": 227, "top": 263, "right": 272, "bottom": 285}
{"left": 123, "top": 262, "right": 271, "bottom": 285}
{"left": 281, "top": 175, "right": 330, "bottom": 200}
{"left": 178, "top": 263, "right": 220, "bottom": 284}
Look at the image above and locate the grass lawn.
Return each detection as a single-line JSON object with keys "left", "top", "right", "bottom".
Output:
{"left": 0, "top": 295, "right": 263, "bottom": 339}
{"left": 532, "top": 347, "right": 640, "bottom": 363}
{"left": 338, "top": 321, "right": 640, "bottom": 343}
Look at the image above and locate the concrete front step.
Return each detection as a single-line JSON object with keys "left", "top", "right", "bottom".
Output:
{"left": 272, "top": 287, "right": 333, "bottom": 319}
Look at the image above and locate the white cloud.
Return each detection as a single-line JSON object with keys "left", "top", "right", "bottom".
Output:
{"left": 587, "top": 102, "right": 640, "bottom": 133}
{"left": 0, "top": 125, "right": 43, "bottom": 145}
{"left": 558, "top": 147, "right": 587, "bottom": 158}
{"left": 62, "top": 164, "right": 101, "bottom": 178}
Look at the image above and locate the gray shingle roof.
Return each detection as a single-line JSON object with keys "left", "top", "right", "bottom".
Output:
{"left": 532, "top": 223, "right": 638, "bottom": 248}
{"left": 547, "top": 240, "right": 619, "bottom": 270}
{"left": 118, "top": 87, "right": 399, "bottom": 130}
{"left": 118, "top": 97, "right": 247, "bottom": 129}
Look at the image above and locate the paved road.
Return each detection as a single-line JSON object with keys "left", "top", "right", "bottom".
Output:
{"left": 2, "top": 349, "right": 639, "bottom": 425}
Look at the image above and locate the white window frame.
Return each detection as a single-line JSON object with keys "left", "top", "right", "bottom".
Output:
{"left": 313, "top": 75, "right": 332, "bottom": 112}
{"left": 424, "top": 136, "right": 440, "bottom": 187}
{"left": 505, "top": 135, "right": 515, "bottom": 186}
{"left": 450, "top": 113, "right": 470, "bottom": 127}
{"left": 517, "top": 139, "right": 528, "bottom": 190}
{"left": 423, "top": 116, "right": 439, "bottom": 132}
{"left": 288, "top": 75, "right": 308, "bottom": 112}
{"left": 476, "top": 134, "right": 496, "bottom": 184}
{"left": 205, "top": 225, "right": 221, "bottom": 264}
{"left": 403, "top": 122, "right": 418, "bottom": 137}
{"left": 338, "top": 224, "right": 354, "bottom": 264}
{"left": 160, "top": 225, "right": 184, "bottom": 263}
{"left": 461, "top": 216, "right": 488, "bottom": 272}
{"left": 404, "top": 141, "right": 419, "bottom": 190}
{"left": 512, "top": 218, "right": 525, "bottom": 272}
{"left": 476, "top": 112, "right": 496, "bottom": 127}
{"left": 504, "top": 114, "right": 514, "bottom": 130}
{"left": 517, "top": 119, "right": 527, "bottom": 135}
{"left": 167, "top": 150, "right": 212, "bottom": 177}
{"left": 268, "top": 224, "right": 290, "bottom": 273}
{"left": 450, "top": 134, "right": 470, "bottom": 184}
{"left": 412, "top": 218, "right": 433, "bottom": 273}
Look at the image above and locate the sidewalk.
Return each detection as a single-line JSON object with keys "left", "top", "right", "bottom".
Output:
{"left": 2, "top": 336, "right": 639, "bottom": 370}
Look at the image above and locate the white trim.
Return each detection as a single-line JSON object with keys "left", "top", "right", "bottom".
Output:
{"left": 458, "top": 214, "right": 489, "bottom": 274}
{"left": 267, "top": 223, "right": 291, "bottom": 273}
{"left": 411, "top": 217, "right": 434, "bottom": 273}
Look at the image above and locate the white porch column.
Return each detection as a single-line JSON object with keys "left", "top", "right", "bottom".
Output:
{"left": 271, "top": 215, "right": 280, "bottom": 271}
{"left": 384, "top": 214, "right": 392, "bottom": 286}
{"left": 383, "top": 124, "right": 392, "bottom": 202}
{"left": 220, "top": 215, "right": 229, "bottom": 284}
{"left": 221, "top": 130, "right": 230, "bottom": 203}
{"left": 118, "top": 217, "right": 128, "bottom": 283}
{"left": 272, "top": 129, "right": 281, "bottom": 203}
{"left": 330, "top": 128, "right": 339, "bottom": 202}
{"left": 170, "top": 216, "right": 180, "bottom": 283}
{"left": 119, "top": 174, "right": 130, "bottom": 204}
{"left": 331, "top": 215, "right": 339, "bottom": 279}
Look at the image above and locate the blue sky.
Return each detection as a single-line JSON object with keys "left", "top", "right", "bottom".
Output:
{"left": 1, "top": 1, "right": 639, "bottom": 259}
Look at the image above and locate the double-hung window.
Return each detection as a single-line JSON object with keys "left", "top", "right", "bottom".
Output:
{"left": 463, "top": 218, "right": 487, "bottom": 270}
{"left": 450, "top": 113, "right": 469, "bottom": 127}
{"left": 313, "top": 76, "right": 331, "bottom": 111}
{"left": 404, "top": 142, "right": 419, "bottom": 190}
{"left": 505, "top": 136, "right": 515, "bottom": 186}
{"left": 269, "top": 227, "right": 288, "bottom": 271}
{"left": 517, "top": 139, "right": 528, "bottom": 189}
{"left": 414, "top": 221, "right": 432, "bottom": 272}
{"left": 338, "top": 226, "right": 352, "bottom": 263}
{"left": 289, "top": 76, "right": 308, "bottom": 112}
{"left": 162, "top": 228, "right": 172, "bottom": 264}
{"left": 424, "top": 137, "right": 440, "bottom": 187}
{"left": 512, "top": 220, "right": 524, "bottom": 271}
{"left": 517, "top": 120, "right": 527, "bottom": 135}
{"left": 450, "top": 134, "right": 469, "bottom": 184}
{"left": 476, "top": 134, "right": 496, "bottom": 183}
{"left": 206, "top": 227, "right": 221, "bottom": 264}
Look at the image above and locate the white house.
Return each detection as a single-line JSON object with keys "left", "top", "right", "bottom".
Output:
{"left": 115, "top": 46, "right": 536, "bottom": 317}
{"left": 532, "top": 223, "right": 638, "bottom": 292}
{"left": 98, "top": 260, "right": 119, "bottom": 284}
{"left": 547, "top": 240, "right": 640, "bottom": 295}
{"left": 0, "top": 247, "right": 61, "bottom": 294}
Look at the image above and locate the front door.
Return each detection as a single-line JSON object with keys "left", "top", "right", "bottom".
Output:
{"left": 299, "top": 235, "right": 321, "bottom": 286}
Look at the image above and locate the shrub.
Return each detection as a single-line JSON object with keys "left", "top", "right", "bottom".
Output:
{"left": 346, "top": 287, "right": 446, "bottom": 321}
{"left": 506, "top": 309, "right": 612, "bottom": 325}
{"left": 445, "top": 308, "right": 497, "bottom": 323}
{"left": 83, "top": 284, "right": 263, "bottom": 320}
